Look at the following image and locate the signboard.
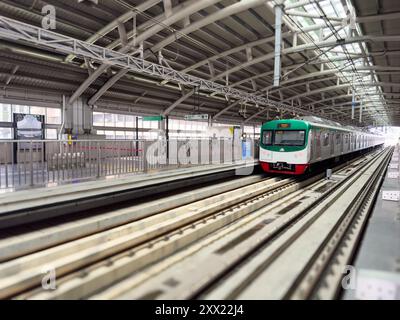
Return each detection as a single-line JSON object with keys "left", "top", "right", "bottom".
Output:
{"left": 13, "top": 113, "right": 45, "bottom": 163}
{"left": 184, "top": 114, "right": 209, "bottom": 121}
{"left": 143, "top": 115, "right": 164, "bottom": 121}
{"left": 13, "top": 113, "right": 44, "bottom": 145}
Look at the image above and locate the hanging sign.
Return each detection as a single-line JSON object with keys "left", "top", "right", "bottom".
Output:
{"left": 184, "top": 114, "right": 209, "bottom": 120}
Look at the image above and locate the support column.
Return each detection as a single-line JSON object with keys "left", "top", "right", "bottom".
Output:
{"left": 159, "top": 116, "right": 166, "bottom": 139}
{"left": 273, "top": 1, "right": 283, "bottom": 87}
{"left": 351, "top": 90, "right": 356, "bottom": 120}
{"left": 64, "top": 97, "right": 93, "bottom": 136}
{"left": 208, "top": 116, "right": 213, "bottom": 128}
{"left": 157, "top": 116, "right": 169, "bottom": 164}
{"left": 165, "top": 116, "right": 169, "bottom": 162}
{"left": 135, "top": 116, "right": 139, "bottom": 157}
{"left": 351, "top": 75, "right": 355, "bottom": 120}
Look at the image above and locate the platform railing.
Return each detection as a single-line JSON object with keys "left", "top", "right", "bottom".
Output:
{"left": 0, "top": 138, "right": 257, "bottom": 189}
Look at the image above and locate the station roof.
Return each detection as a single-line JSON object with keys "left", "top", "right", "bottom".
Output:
{"left": 0, "top": 0, "right": 398, "bottom": 126}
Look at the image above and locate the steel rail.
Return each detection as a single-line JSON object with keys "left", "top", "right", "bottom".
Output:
{"left": 205, "top": 148, "right": 390, "bottom": 299}
{"left": 15, "top": 175, "right": 304, "bottom": 299}
{"left": 103, "top": 150, "right": 380, "bottom": 299}
{"left": 286, "top": 148, "right": 393, "bottom": 299}
{"left": 0, "top": 174, "right": 265, "bottom": 262}
{"left": 20, "top": 151, "right": 379, "bottom": 299}
{"left": 0, "top": 176, "right": 293, "bottom": 299}
{"left": 0, "top": 148, "right": 386, "bottom": 300}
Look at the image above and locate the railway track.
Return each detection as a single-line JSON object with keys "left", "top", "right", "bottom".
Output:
{"left": 0, "top": 174, "right": 294, "bottom": 298}
{"left": 0, "top": 174, "right": 268, "bottom": 261}
{"left": 0, "top": 148, "right": 390, "bottom": 299}
{"left": 109, "top": 148, "right": 389, "bottom": 300}
{"left": 209, "top": 147, "right": 391, "bottom": 300}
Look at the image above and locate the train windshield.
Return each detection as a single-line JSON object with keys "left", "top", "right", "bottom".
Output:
{"left": 274, "top": 130, "right": 305, "bottom": 146}
{"left": 262, "top": 130, "right": 273, "bottom": 145}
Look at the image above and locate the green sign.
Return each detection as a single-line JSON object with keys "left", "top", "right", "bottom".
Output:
{"left": 184, "top": 114, "right": 209, "bottom": 121}
{"left": 143, "top": 115, "right": 164, "bottom": 121}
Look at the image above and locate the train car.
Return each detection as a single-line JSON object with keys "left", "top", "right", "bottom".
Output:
{"left": 259, "top": 117, "right": 384, "bottom": 175}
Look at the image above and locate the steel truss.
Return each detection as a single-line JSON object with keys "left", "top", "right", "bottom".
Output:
{"left": 0, "top": 15, "right": 324, "bottom": 121}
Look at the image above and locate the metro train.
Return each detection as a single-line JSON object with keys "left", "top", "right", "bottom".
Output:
{"left": 259, "top": 117, "right": 384, "bottom": 175}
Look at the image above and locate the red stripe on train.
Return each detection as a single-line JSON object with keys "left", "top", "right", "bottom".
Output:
{"left": 260, "top": 162, "right": 309, "bottom": 175}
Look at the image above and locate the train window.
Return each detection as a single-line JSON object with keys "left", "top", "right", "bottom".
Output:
{"left": 335, "top": 133, "right": 341, "bottom": 144}
{"left": 345, "top": 134, "right": 349, "bottom": 144}
{"left": 322, "top": 132, "right": 329, "bottom": 147}
{"left": 274, "top": 130, "right": 305, "bottom": 146}
{"left": 262, "top": 130, "right": 273, "bottom": 145}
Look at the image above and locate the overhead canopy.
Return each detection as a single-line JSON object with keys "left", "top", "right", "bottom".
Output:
{"left": 0, "top": 0, "right": 398, "bottom": 126}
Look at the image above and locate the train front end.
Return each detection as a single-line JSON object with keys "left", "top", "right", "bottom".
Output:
{"left": 259, "top": 119, "right": 310, "bottom": 175}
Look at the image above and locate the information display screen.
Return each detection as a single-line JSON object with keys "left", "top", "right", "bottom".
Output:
{"left": 277, "top": 123, "right": 291, "bottom": 129}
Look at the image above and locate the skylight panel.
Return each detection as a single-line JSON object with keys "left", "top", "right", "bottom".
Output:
{"left": 303, "top": 4, "right": 314, "bottom": 12}
{"left": 275, "top": 0, "right": 386, "bottom": 123}
{"left": 319, "top": 0, "right": 331, "bottom": 7}
{"left": 338, "top": 29, "right": 347, "bottom": 38}
{"left": 323, "top": 5, "right": 335, "bottom": 16}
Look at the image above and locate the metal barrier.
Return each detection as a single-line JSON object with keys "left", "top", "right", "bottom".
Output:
{"left": 0, "top": 138, "right": 258, "bottom": 189}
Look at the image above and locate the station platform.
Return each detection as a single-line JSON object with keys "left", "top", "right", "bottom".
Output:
{"left": 343, "top": 145, "right": 400, "bottom": 300}
{"left": 0, "top": 160, "right": 258, "bottom": 229}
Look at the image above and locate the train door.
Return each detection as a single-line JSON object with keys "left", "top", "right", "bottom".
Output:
{"left": 354, "top": 134, "right": 358, "bottom": 150}
{"left": 330, "top": 132, "right": 334, "bottom": 155}
{"left": 316, "top": 129, "right": 321, "bottom": 159}
{"left": 340, "top": 133, "right": 344, "bottom": 153}
{"left": 309, "top": 129, "right": 314, "bottom": 160}
{"left": 350, "top": 134, "right": 353, "bottom": 151}
{"left": 348, "top": 134, "right": 351, "bottom": 151}
{"left": 334, "top": 132, "right": 340, "bottom": 155}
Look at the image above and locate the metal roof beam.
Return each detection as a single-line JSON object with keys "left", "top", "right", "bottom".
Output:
{"left": 180, "top": 22, "right": 353, "bottom": 76}
{"left": 213, "top": 100, "right": 241, "bottom": 120}
{"left": 162, "top": 89, "right": 196, "bottom": 116}
{"left": 282, "top": 82, "right": 400, "bottom": 103}
{"left": 284, "top": 0, "right": 314, "bottom": 10}
{"left": 69, "top": 0, "right": 222, "bottom": 105}
{"left": 93, "top": 0, "right": 269, "bottom": 113}
{"left": 65, "top": 0, "right": 161, "bottom": 62}
{"left": 260, "top": 65, "right": 400, "bottom": 93}
{"left": 308, "top": 92, "right": 400, "bottom": 108}
{"left": 3, "top": 65, "right": 19, "bottom": 88}
{"left": 243, "top": 107, "right": 268, "bottom": 123}
{"left": 214, "top": 35, "right": 400, "bottom": 81}
{"left": 357, "top": 12, "right": 400, "bottom": 23}
{"left": 284, "top": 9, "right": 343, "bottom": 22}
